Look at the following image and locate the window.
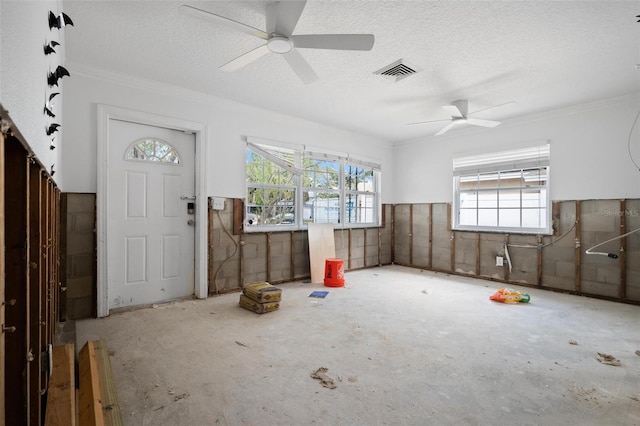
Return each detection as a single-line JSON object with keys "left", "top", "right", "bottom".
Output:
{"left": 246, "top": 145, "right": 297, "bottom": 227}
{"left": 453, "top": 144, "right": 550, "bottom": 234}
{"left": 344, "top": 163, "right": 376, "bottom": 224}
{"left": 246, "top": 140, "right": 380, "bottom": 231}
{"left": 125, "top": 138, "right": 180, "bottom": 164}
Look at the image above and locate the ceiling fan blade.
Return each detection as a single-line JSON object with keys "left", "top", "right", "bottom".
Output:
{"left": 406, "top": 119, "right": 451, "bottom": 126}
{"left": 442, "top": 104, "right": 463, "bottom": 118}
{"left": 291, "top": 34, "right": 375, "bottom": 51}
{"left": 282, "top": 49, "right": 319, "bottom": 84}
{"left": 435, "top": 121, "right": 458, "bottom": 136}
{"left": 179, "top": 4, "right": 268, "bottom": 40}
{"left": 269, "top": 0, "right": 307, "bottom": 37}
{"left": 465, "top": 118, "right": 501, "bottom": 128}
{"left": 470, "top": 101, "right": 516, "bottom": 115}
{"left": 219, "top": 44, "right": 270, "bottom": 72}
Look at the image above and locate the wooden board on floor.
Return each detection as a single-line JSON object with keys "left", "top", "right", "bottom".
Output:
{"left": 307, "top": 223, "right": 336, "bottom": 284}
{"left": 78, "top": 340, "right": 123, "bottom": 426}
{"left": 45, "top": 343, "right": 76, "bottom": 426}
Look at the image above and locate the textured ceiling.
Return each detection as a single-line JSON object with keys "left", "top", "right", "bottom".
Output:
{"left": 64, "top": 1, "right": 640, "bottom": 144}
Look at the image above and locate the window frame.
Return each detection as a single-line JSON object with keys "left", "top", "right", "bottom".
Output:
{"left": 452, "top": 144, "right": 551, "bottom": 235}
{"left": 245, "top": 140, "right": 381, "bottom": 232}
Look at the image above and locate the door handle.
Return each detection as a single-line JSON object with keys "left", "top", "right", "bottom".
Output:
{"left": 187, "top": 220, "right": 195, "bottom": 227}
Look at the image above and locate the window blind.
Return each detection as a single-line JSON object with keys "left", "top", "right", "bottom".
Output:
{"left": 453, "top": 143, "right": 550, "bottom": 176}
{"left": 246, "top": 141, "right": 303, "bottom": 176}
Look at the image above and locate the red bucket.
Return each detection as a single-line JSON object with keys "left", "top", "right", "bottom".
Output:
{"left": 324, "top": 258, "right": 345, "bottom": 287}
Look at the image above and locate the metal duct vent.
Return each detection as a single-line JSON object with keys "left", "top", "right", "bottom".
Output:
{"left": 374, "top": 59, "right": 420, "bottom": 82}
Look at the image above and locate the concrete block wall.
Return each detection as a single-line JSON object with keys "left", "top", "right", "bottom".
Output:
{"left": 454, "top": 232, "right": 476, "bottom": 276}
{"left": 393, "top": 204, "right": 411, "bottom": 265}
{"left": 580, "top": 200, "right": 621, "bottom": 298}
{"left": 379, "top": 204, "right": 393, "bottom": 265}
{"left": 63, "top": 193, "right": 96, "bottom": 319}
{"left": 541, "top": 201, "right": 576, "bottom": 291}
{"left": 478, "top": 233, "right": 505, "bottom": 280}
{"left": 626, "top": 199, "right": 640, "bottom": 300}
{"left": 431, "top": 203, "right": 451, "bottom": 271}
{"left": 412, "top": 204, "right": 431, "bottom": 268}
{"left": 210, "top": 205, "right": 242, "bottom": 292}
{"left": 207, "top": 198, "right": 393, "bottom": 293}
{"left": 350, "top": 229, "right": 366, "bottom": 269}
{"left": 392, "top": 199, "right": 640, "bottom": 304}
{"left": 365, "top": 228, "right": 380, "bottom": 267}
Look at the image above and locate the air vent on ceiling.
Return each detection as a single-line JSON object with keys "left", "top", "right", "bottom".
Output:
{"left": 373, "top": 59, "right": 421, "bottom": 82}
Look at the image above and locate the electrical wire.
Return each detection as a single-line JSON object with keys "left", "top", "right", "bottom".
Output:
{"left": 585, "top": 226, "right": 640, "bottom": 258}
{"left": 506, "top": 218, "right": 577, "bottom": 249}
{"left": 213, "top": 209, "right": 239, "bottom": 294}
{"left": 627, "top": 105, "right": 640, "bottom": 171}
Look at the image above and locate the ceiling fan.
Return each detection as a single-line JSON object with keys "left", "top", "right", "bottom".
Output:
{"left": 407, "top": 100, "right": 514, "bottom": 136}
{"left": 179, "top": 1, "right": 375, "bottom": 84}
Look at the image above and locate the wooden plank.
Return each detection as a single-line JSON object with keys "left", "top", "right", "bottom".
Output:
{"left": 428, "top": 204, "right": 433, "bottom": 269}
{"left": 307, "top": 223, "right": 336, "bottom": 284}
{"left": 45, "top": 344, "right": 76, "bottom": 426}
{"left": 537, "top": 234, "right": 543, "bottom": 287}
{"left": 290, "top": 231, "right": 295, "bottom": 280}
{"left": 475, "top": 233, "right": 481, "bottom": 276}
{"left": 78, "top": 341, "right": 105, "bottom": 426}
{"left": 619, "top": 199, "right": 627, "bottom": 300}
{"left": 28, "top": 162, "right": 43, "bottom": 425}
{"left": 208, "top": 201, "right": 214, "bottom": 293}
{"left": 266, "top": 233, "right": 271, "bottom": 282}
{"left": 347, "top": 228, "right": 352, "bottom": 270}
{"left": 409, "top": 204, "right": 413, "bottom": 265}
{"left": 0, "top": 131, "right": 5, "bottom": 425}
{"left": 390, "top": 205, "right": 395, "bottom": 262}
{"left": 363, "top": 228, "right": 367, "bottom": 268}
{"left": 575, "top": 201, "right": 581, "bottom": 292}
{"left": 232, "top": 198, "right": 243, "bottom": 235}
{"left": 92, "top": 340, "right": 122, "bottom": 426}
{"left": 4, "top": 135, "right": 29, "bottom": 425}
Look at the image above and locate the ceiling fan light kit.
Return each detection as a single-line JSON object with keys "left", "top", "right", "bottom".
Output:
{"left": 179, "top": 1, "right": 375, "bottom": 84}
{"left": 268, "top": 36, "right": 293, "bottom": 54}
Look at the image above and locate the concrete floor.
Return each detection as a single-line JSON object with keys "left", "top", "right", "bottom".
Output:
{"left": 76, "top": 265, "right": 640, "bottom": 426}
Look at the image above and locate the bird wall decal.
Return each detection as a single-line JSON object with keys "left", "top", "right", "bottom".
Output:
{"left": 47, "top": 66, "right": 70, "bottom": 87}
{"left": 46, "top": 123, "right": 60, "bottom": 136}
{"left": 44, "top": 105, "right": 55, "bottom": 118}
{"left": 43, "top": 40, "right": 60, "bottom": 55}
{"left": 48, "top": 11, "right": 73, "bottom": 29}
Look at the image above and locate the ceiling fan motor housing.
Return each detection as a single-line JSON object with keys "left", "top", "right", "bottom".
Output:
{"left": 268, "top": 35, "right": 293, "bottom": 54}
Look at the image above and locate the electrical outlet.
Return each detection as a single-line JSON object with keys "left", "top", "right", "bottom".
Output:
{"left": 496, "top": 256, "right": 504, "bottom": 267}
{"left": 212, "top": 197, "right": 225, "bottom": 210}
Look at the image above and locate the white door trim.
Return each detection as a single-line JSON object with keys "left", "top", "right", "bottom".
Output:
{"left": 97, "top": 104, "right": 208, "bottom": 317}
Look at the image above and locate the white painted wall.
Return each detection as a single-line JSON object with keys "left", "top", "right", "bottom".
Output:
{"left": 1, "top": 0, "right": 65, "bottom": 171}
{"left": 393, "top": 94, "right": 640, "bottom": 203}
{"left": 60, "top": 67, "right": 394, "bottom": 202}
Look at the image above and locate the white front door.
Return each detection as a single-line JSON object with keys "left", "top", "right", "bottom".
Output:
{"left": 107, "top": 119, "right": 195, "bottom": 309}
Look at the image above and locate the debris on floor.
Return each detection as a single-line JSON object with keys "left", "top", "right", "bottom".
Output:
{"left": 635, "top": 350, "right": 640, "bottom": 357}
{"left": 309, "top": 290, "right": 329, "bottom": 298}
{"left": 174, "top": 393, "right": 190, "bottom": 402}
{"left": 489, "top": 288, "right": 530, "bottom": 303}
{"left": 235, "top": 341, "right": 248, "bottom": 347}
{"left": 310, "top": 367, "right": 336, "bottom": 389}
{"left": 569, "top": 340, "right": 578, "bottom": 345}
{"left": 596, "top": 352, "right": 622, "bottom": 367}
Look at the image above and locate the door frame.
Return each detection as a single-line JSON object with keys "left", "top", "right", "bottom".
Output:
{"left": 97, "top": 104, "right": 208, "bottom": 317}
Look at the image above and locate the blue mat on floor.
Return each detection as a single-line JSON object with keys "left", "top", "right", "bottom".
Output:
{"left": 309, "top": 290, "right": 329, "bottom": 298}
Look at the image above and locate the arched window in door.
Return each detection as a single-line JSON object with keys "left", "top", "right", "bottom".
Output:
{"left": 125, "top": 138, "right": 181, "bottom": 165}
